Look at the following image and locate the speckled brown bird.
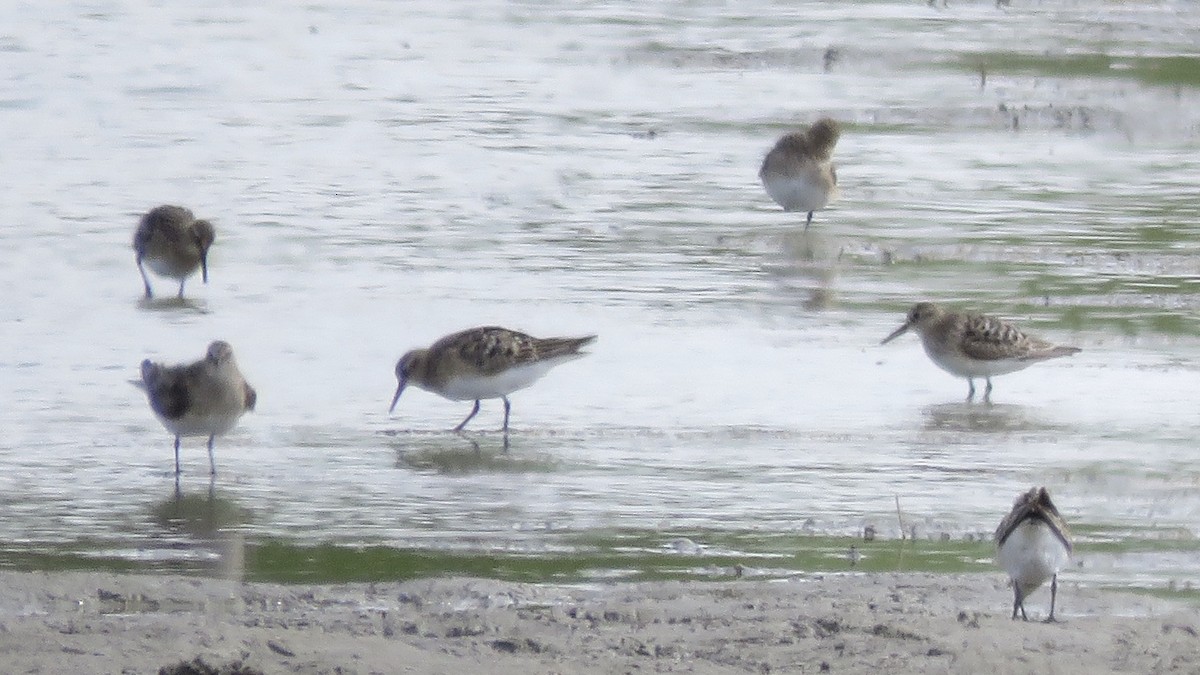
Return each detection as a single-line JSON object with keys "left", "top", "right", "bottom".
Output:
{"left": 881, "top": 302, "right": 1081, "bottom": 401}
{"left": 389, "top": 327, "right": 596, "bottom": 433}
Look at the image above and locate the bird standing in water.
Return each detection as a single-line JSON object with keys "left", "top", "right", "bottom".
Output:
{"left": 133, "top": 205, "right": 215, "bottom": 299}
{"left": 759, "top": 117, "right": 841, "bottom": 229}
{"left": 140, "top": 340, "right": 256, "bottom": 476}
{"left": 389, "top": 326, "right": 596, "bottom": 436}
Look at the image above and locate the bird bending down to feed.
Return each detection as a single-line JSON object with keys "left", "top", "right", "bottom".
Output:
{"left": 133, "top": 205, "right": 215, "bottom": 299}
{"left": 389, "top": 326, "right": 596, "bottom": 435}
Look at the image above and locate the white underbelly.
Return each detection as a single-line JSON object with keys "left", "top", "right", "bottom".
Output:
{"left": 925, "top": 345, "right": 1034, "bottom": 379}
{"left": 436, "top": 359, "right": 565, "bottom": 401}
{"left": 761, "top": 173, "right": 833, "bottom": 213}
{"left": 146, "top": 256, "right": 194, "bottom": 280}
{"left": 157, "top": 410, "right": 245, "bottom": 438}
{"left": 996, "top": 521, "right": 1070, "bottom": 592}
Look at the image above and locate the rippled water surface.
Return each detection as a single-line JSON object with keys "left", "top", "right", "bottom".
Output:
{"left": 2, "top": 1, "right": 1200, "bottom": 592}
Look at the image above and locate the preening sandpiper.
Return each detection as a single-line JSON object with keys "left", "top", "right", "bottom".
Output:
{"left": 140, "top": 341, "right": 256, "bottom": 476}
{"left": 759, "top": 117, "right": 841, "bottom": 230}
{"left": 994, "top": 487, "right": 1073, "bottom": 622}
{"left": 389, "top": 326, "right": 596, "bottom": 435}
{"left": 880, "top": 302, "right": 1081, "bottom": 401}
{"left": 133, "top": 205, "right": 215, "bottom": 299}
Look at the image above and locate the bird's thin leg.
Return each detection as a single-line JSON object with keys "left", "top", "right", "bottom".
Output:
{"left": 454, "top": 400, "right": 482, "bottom": 432}
{"left": 984, "top": 377, "right": 994, "bottom": 403}
{"left": 207, "top": 435, "right": 217, "bottom": 476}
{"left": 805, "top": 211, "right": 814, "bottom": 231}
{"left": 177, "top": 279, "right": 187, "bottom": 299}
{"left": 966, "top": 379, "right": 976, "bottom": 401}
{"left": 1045, "top": 574, "right": 1059, "bottom": 623}
{"left": 174, "top": 435, "right": 182, "bottom": 475}
{"left": 1017, "top": 582, "right": 1029, "bottom": 621}
{"left": 138, "top": 259, "right": 154, "bottom": 298}
{"left": 501, "top": 396, "right": 511, "bottom": 432}
{"left": 1011, "top": 582, "right": 1029, "bottom": 621}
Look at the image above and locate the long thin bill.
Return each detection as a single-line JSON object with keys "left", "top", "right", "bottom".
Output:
{"left": 880, "top": 323, "right": 911, "bottom": 345}
{"left": 200, "top": 254, "right": 209, "bottom": 283}
{"left": 388, "top": 380, "right": 407, "bottom": 413}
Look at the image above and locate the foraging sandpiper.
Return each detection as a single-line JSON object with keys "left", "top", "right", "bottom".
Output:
{"left": 389, "top": 327, "right": 596, "bottom": 434}
{"left": 140, "top": 341, "right": 256, "bottom": 476}
{"left": 759, "top": 117, "right": 841, "bottom": 229}
{"left": 133, "top": 205, "right": 215, "bottom": 299}
{"left": 880, "top": 302, "right": 1081, "bottom": 401}
{"left": 994, "top": 487, "right": 1073, "bottom": 622}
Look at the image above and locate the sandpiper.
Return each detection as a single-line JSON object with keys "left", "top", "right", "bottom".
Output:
{"left": 994, "top": 487, "right": 1073, "bottom": 622}
{"left": 133, "top": 205, "right": 215, "bottom": 299}
{"left": 389, "top": 326, "right": 596, "bottom": 434}
{"left": 759, "top": 117, "right": 841, "bottom": 229}
{"left": 880, "top": 302, "right": 1081, "bottom": 401}
{"left": 140, "top": 341, "right": 256, "bottom": 476}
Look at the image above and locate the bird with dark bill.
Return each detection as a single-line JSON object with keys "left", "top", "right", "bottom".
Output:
{"left": 133, "top": 205, "right": 215, "bottom": 299}
{"left": 880, "top": 302, "right": 1081, "bottom": 402}
{"left": 390, "top": 327, "right": 596, "bottom": 435}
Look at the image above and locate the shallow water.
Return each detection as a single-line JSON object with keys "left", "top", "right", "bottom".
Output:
{"left": 2, "top": 0, "right": 1199, "bottom": 591}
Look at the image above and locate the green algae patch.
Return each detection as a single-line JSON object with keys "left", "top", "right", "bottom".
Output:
{"left": 960, "top": 53, "right": 1200, "bottom": 88}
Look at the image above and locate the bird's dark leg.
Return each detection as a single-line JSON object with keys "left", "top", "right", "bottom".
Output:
{"left": 967, "top": 379, "right": 976, "bottom": 401}
{"left": 1045, "top": 574, "right": 1059, "bottom": 623}
{"left": 177, "top": 279, "right": 187, "bottom": 299}
{"left": 805, "top": 210, "right": 814, "bottom": 231}
{"left": 138, "top": 259, "right": 153, "bottom": 298}
{"left": 501, "top": 396, "right": 511, "bottom": 432}
{"left": 174, "top": 435, "right": 182, "bottom": 475}
{"left": 1010, "top": 582, "right": 1031, "bottom": 620}
{"left": 454, "top": 400, "right": 482, "bottom": 432}
{"left": 984, "top": 377, "right": 994, "bottom": 403}
{"left": 207, "top": 435, "right": 217, "bottom": 476}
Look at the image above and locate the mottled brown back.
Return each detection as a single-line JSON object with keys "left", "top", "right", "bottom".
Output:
{"left": 436, "top": 327, "right": 596, "bottom": 376}
{"left": 994, "top": 487, "right": 1072, "bottom": 552}
{"left": 958, "top": 312, "right": 1079, "bottom": 362}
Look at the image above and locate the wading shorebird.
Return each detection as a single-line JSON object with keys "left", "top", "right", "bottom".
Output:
{"left": 140, "top": 341, "right": 256, "bottom": 476}
{"left": 133, "top": 205, "right": 215, "bottom": 299}
{"left": 880, "top": 302, "right": 1081, "bottom": 402}
{"left": 759, "top": 117, "right": 841, "bottom": 230}
{"left": 389, "top": 327, "right": 596, "bottom": 435}
{"left": 994, "top": 487, "right": 1073, "bottom": 622}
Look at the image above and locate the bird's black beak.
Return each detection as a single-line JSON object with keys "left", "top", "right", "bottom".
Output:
{"left": 389, "top": 378, "right": 407, "bottom": 413}
{"left": 880, "top": 321, "right": 911, "bottom": 345}
{"left": 200, "top": 251, "right": 209, "bottom": 284}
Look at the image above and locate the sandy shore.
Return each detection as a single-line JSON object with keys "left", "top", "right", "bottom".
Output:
{"left": 0, "top": 571, "right": 1196, "bottom": 674}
